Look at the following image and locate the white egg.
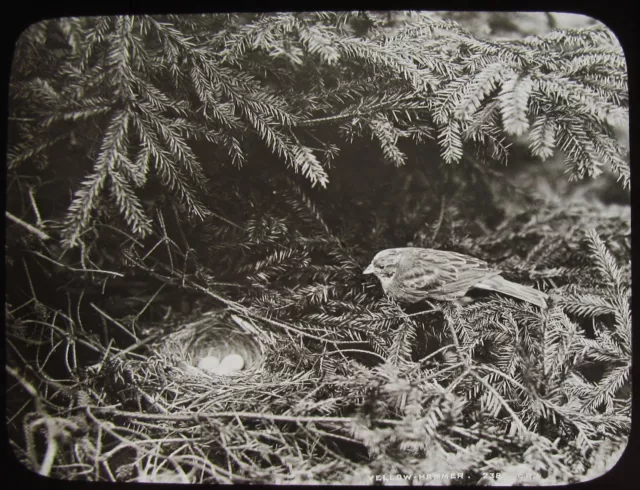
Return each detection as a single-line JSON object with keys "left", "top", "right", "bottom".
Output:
{"left": 197, "top": 355, "right": 221, "bottom": 372}
{"left": 216, "top": 354, "right": 245, "bottom": 375}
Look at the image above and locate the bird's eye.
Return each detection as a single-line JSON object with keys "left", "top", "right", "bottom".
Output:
{"left": 381, "top": 268, "right": 394, "bottom": 278}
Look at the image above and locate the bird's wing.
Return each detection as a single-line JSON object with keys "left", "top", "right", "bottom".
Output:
{"left": 394, "top": 249, "right": 451, "bottom": 290}
{"left": 396, "top": 248, "right": 499, "bottom": 295}
{"left": 429, "top": 250, "right": 500, "bottom": 295}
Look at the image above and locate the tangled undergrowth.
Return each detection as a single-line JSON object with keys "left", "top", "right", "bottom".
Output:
{"left": 6, "top": 190, "right": 630, "bottom": 485}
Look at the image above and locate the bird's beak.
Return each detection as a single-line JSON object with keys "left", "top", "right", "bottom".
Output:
{"left": 363, "top": 264, "right": 374, "bottom": 275}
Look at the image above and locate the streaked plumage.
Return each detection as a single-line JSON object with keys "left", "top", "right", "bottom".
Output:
{"left": 363, "top": 247, "right": 548, "bottom": 308}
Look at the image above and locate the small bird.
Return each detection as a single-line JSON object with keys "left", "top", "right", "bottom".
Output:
{"left": 363, "top": 247, "right": 548, "bottom": 308}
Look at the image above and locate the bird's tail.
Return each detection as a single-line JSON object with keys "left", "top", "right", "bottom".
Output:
{"left": 475, "top": 275, "right": 548, "bottom": 308}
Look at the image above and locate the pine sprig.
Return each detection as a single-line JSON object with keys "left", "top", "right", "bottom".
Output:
{"left": 368, "top": 115, "right": 407, "bottom": 167}
{"left": 387, "top": 319, "right": 417, "bottom": 367}
{"left": 438, "top": 120, "right": 464, "bottom": 163}
{"left": 453, "top": 62, "right": 511, "bottom": 120}
{"left": 62, "top": 109, "right": 138, "bottom": 247}
{"left": 556, "top": 292, "right": 617, "bottom": 318}
{"left": 498, "top": 73, "right": 533, "bottom": 136}
{"left": 108, "top": 170, "right": 154, "bottom": 235}
{"left": 528, "top": 113, "right": 557, "bottom": 160}
{"left": 131, "top": 112, "right": 210, "bottom": 218}
{"left": 584, "top": 229, "right": 625, "bottom": 290}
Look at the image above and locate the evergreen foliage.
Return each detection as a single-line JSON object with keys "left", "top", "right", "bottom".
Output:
{"left": 6, "top": 11, "right": 630, "bottom": 484}
{"left": 8, "top": 12, "right": 627, "bottom": 247}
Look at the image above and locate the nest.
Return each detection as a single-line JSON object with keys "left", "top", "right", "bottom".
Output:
{"left": 152, "top": 313, "right": 266, "bottom": 378}
{"left": 6, "top": 302, "right": 371, "bottom": 483}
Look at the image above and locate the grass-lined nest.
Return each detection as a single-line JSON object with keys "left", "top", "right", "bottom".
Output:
{"left": 56, "top": 310, "right": 373, "bottom": 484}
{"left": 151, "top": 313, "right": 266, "bottom": 378}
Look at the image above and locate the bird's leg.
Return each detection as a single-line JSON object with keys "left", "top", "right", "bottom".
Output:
{"left": 404, "top": 300, "right": 439, "bottom": 317}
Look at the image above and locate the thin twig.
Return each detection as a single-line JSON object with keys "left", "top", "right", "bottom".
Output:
{"left": 96, "top": 223, "right": 145, "bottom": 247}
{"left": 170, "top": 201, "right": 190, "bottom": 250}
{"left": 89, "top": 406, "right": 403, "bottom": 426}
{"left": 31, "top": 251, "right": 125, "bottom": 277}
{"left": 414, "top": 344, "right": 455, "bottom": 365}
{"left": 404, "top": 308, "right": 437, "bottom": 318}
{"left": 90, "top": 303, "right": 139, "bottom": 341}
{"left": 27, "top": 187, "right": 43, "bottom": 227}
{"left": 324, "top": 348, "right": 387, "bottom": 362}
{"left": 39, "top": 422, "right": 59, "bottom": 477}
{"left": 8, "top": 298, "right": 36, "bottom": 315}
{"left": 21, "top": 319, "right": 103, "bottom": 355}
{"left": 208, "top": 210, "right": 245, "bottom": 230}
{"left": 6, "top": 365, "right": 40, "bottom": 399}
{"left": 112, "top": 332, "right": 163, "bottom": 359}
{"left": 157, "top": 208, "right": 175, "bottom": 273}
{"left": 443, "top": 367, "right": 473, "bottom": 395}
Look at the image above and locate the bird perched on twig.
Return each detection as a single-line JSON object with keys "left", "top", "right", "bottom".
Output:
{"left": 363, "top": 247, "right": 548, "bottom": 308}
